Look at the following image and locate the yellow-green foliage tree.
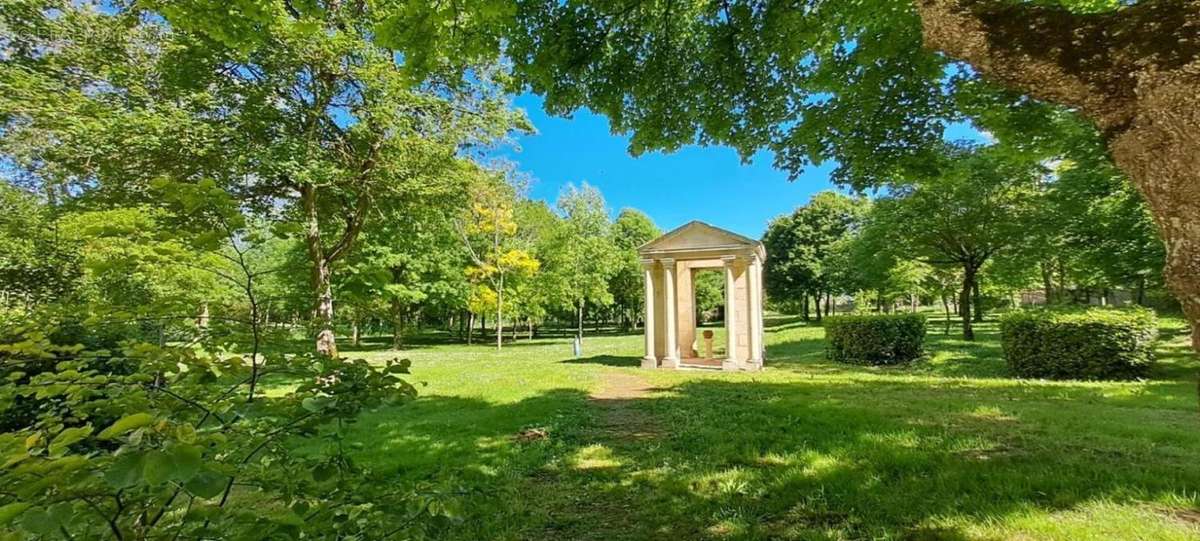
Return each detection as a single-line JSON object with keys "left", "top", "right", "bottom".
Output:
{"left": 460, "top": 172, "right": 540, "bottom": 349}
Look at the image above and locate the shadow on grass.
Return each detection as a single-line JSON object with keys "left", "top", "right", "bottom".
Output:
{"left": 335, "top": 375, "right": 1200, "bottom": 541}
{"left": 561, "top": 355, "right": 642, "bottom": 367}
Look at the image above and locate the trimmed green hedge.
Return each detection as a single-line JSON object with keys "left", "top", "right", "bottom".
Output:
{"left": 999, "top": 308, "right": 1158, "bottom": 380}
{"left": 824, "top": 314, "right": 926, "bottom": 365}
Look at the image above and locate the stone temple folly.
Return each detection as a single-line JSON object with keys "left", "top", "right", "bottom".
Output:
{"left": 637, "top": 221, "right": 766, "bottom": 371}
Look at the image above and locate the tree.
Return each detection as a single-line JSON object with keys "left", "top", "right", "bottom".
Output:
{"left": 883, "top": 260, "right": 934, "bottom": 313}
{"left": 339, "top": 191, "right": 468, "bottom": 350}
{"left": 762, "top": 191, "right": 865, "bottom": 320}
{"left": 608, "top": 209, "right": 662, "bottom": 329}
{"left": 862, "top": 148, "right": 1037, "bottom": 339}
{"left": 0, "top": 184, "right": 81, "bottom": 311}
{"left": 512, "top": 199, "right": 565, "bottom": 338}
{"left": 543, "top": 183, "right": 619, "bottom": 342}
{"left": 692, "top": 271, "right": 726, "bottom": 324}
{"left": 459, "top": 171, "right": 540, "bottom": 349}
{"left": 0, "top": 1, "right": 525, "bottom": 357}
{"left": 488, "top": 0, "right": 1200, "bottom": 349}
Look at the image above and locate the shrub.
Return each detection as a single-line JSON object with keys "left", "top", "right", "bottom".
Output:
{"left": 1000, "top": 308, "right": 1157, "bottom": 380}
{"left": 824, "top": 314, "right": 926, "bottom": 365}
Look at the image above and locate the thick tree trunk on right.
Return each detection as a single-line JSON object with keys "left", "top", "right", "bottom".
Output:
{"left": 1109, "top": 78, "right": 1200, "bottom": 350}
{"left": 916, "top": 0, "right": 1200, "bottom": 350}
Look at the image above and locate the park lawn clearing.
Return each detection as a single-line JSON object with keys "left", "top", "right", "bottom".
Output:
{"left": 335, "top": 316, "right": 1200, "bottom": 540}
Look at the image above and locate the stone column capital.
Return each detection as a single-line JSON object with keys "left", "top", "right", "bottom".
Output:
{"left": 660, "top": 258, "right": 676, "bottom": 268}
{"left": 639, "top": 258, "right": 657, "bottom": 269}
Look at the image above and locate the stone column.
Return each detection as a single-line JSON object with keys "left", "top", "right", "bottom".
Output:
{"left": 747, "top": 255, "right": 764, "bottom": 370}
{"left": 661, "top": 259, "right": 680, "bottom": 368}
{"left": 641, "top": 259, "right": 657, "bottom": 369}
{"left": 759, "top": 260, "right": 767, "bottom": 361}
{"left": 722, "top": 256, "right": 739, "bottom": 371}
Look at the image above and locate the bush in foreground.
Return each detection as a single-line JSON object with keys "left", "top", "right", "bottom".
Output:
{"left": 1000, "top": 308, "right": 1157, "bottom": 380}
{"left": 824, "top": 314, "right": 926, "bottom": 365}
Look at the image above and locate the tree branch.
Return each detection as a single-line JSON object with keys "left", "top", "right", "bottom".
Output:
{"left": 916, "top": 0, "right": 1200, "bottom": 134}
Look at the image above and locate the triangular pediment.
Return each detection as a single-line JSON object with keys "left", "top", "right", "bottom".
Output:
{"left": 638, "top": 221, "right": 763, "bottom": 256}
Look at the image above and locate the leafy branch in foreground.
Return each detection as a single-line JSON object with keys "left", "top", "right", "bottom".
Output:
{"left": 0, "top": 316, "right": 469, "bottom": 539}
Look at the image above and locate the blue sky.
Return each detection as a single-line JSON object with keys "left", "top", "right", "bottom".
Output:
{"left": 500, "top": 94, "right": 840, "bottom": 240}
{"left": 501, "top": 94, "right": 989, "bottom": 240}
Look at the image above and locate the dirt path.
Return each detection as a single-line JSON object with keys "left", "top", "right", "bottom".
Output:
{"left": 588, "top": 372, "right": 660, "bottom": 440}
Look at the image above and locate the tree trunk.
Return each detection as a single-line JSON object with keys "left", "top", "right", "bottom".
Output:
{"left": 576, "top": 301, "right": 585, "bottom": 342}
{"left": 392, "top": 300, "right": 404, "bottom": 350}
{"left": 972, "top": 280, "right": 983, "bottom": 322}
{"left": 1136, "top": 276, "right": 1147, "bottom": 306}
{"left": 467, "top": 312, "right": 475, "bottom": 345}
{"left": 528, "top": 317, "right": 535, "bottom": 340}
{"left": 941, "top": 293, "right": 951, "bottom": 335}
{"left": 312, "top": 260, "right": 338, "bottom": 357}
{"left": 1040, "top": 260, "right": 1055, "bottom": 305}
{"left": 916, "top": 0, "right": 1200, "bottom": 350}
{"left": 496, "top": 275, "right": 504, "bottom": 350}
{"left": 351, "top": 317, "right": 360, "bottom": 348}
{"left": 196, "top": 302, "right": 209, "bottom": 329}
{"left": 302, "top": 185, "right": 337, "bottom": 358}
{"left": 801, "top": 293, "right": 810, "bottom": 321}
{"left": 960, "top": 265, "right": 976, "bottom": 341}
{"left": 814, "top": 292, "right": 822, "bottom": 322}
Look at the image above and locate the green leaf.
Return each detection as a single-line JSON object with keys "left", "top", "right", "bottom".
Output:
{"left": 184, "top": 470, "right": 227, "bottom": 499}
{"left": 19, "top": 507, "right": 56, "bottom": 536}
{"left": 311, "top": 463, "right": 336, "bottom": 483}
{"left": 48, "top": 425, "right": 92, "bottom": 457}
{"left": 176, "top": 423, "right": 197, "bottom": 443}
{"left": 47, "top": 502, "right": 73, "bottom": 528}
{"left": 301, "top": 397, "right": 331, "bottom": 412}
{"left": 0, "top": 503, "right": 31, "bottom": 526}
{"left": 143, "top": 451, "right": 171, "bottom": 485}
{"left": 98, "top": 413, "right": 155, "bottom": 440}
{"left": 106, "top": 452, "right": 144, "bottom": 488}
{"left": 168, "top": 444, "right": 203, "bottom": 481}
{"left": 2, "top": 453, "right": 29, "bottom": 469}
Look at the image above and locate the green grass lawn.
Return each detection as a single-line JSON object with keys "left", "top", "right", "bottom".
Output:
{"left": 328, "top": 315, "right": 1200, "bottom": 540}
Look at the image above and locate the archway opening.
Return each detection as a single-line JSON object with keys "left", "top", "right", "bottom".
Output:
{"left": 690, "top": 268, "right": 727, "bottom": 361}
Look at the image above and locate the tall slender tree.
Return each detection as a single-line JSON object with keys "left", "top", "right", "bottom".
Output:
{"left": 608, "top": 209, "right": 662, "bottom": 329}
{"left": 544, "top": 183, "right": 619, "bottom": 342}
